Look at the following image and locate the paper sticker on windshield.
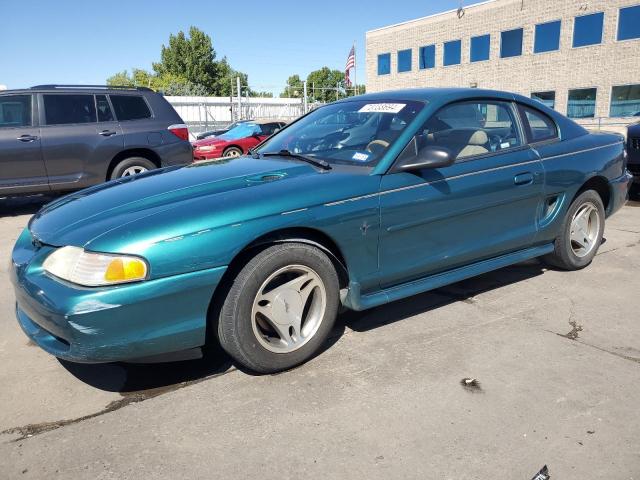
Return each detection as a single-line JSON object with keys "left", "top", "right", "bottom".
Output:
{"left": 358, "top": 103, "right": 406, "bottom": 114}
{"left": 352, "top": 152, "right": 370, "bottom": 162}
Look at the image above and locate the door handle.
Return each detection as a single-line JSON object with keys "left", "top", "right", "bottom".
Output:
{"left": 17, "top": 134, "right": 38, "bottom": 142}
{"left": 99, "top": 130, "right": 117, "bottom": 137}
{"left": 514, "top": 172, "right": 534, "bottom": 185}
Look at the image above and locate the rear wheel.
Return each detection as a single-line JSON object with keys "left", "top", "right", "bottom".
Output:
{"left": 223, "top": 147, "right": 243, "bottom": 158}
{"left": 544, "top": 189, "right": 605, "bottom": 270}
{"left": 217, "top": 243, "right": 340, "bottom": 374}
{"left": 110, "top": 157, "right": 156, "bottom": 180}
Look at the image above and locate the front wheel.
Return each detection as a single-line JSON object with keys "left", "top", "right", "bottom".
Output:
{"left": 223, "top": 147, "right": 243, "bottom": 158}
{"left": 217, "top": 243, "right": 340, "bottom": 374}
{"left": 543, "top": 189, "right": 605, "bottom": 270}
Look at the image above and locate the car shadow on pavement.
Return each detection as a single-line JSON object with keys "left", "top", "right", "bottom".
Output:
{"left": 0, "top": 194, "right": 60, "bottom": 218}
{"left": 58, "top": 345, "right": 234, "bottom": 394}
{"left": 341, "top": 259, "right": 547, "bottom": 333}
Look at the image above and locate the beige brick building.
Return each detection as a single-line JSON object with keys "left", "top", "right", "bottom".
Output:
{"left": 365, "top": 0, "right": 640, "bottom": 125}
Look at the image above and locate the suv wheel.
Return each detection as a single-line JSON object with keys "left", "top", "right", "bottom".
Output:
{"left": 543, "top": 189, "right": 605, "bottom": 270}
{"left": 217, "top": 243, "right": 340, "bottom": 374}
{"left": 110, "top": 157, "right": 156, "bottom": 180}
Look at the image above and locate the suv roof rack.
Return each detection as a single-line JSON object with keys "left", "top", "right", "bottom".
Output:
{"left": 30, "top": 84, "right": 154, "bottom": 92}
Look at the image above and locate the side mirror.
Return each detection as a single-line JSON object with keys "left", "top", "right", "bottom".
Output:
{"left": 394, "top": 136, "right": 455, "bottom": 172}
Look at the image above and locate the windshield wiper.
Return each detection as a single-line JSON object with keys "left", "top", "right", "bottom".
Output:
{"left": 261, "top": 150, "right": 332, "bottom": 171}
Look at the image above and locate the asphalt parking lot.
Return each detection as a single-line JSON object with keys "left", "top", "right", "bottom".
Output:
{"left": 0, "top": 194, "right": 639, "bottom": 479}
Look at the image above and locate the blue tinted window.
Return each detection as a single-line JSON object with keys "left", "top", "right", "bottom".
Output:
{"left": 531, "top": 91, "right": 556, "bottom": 109}
{"left": 378, "top": 53, "right": 391, "bottom": 75}
{"left": 568, "top": 88, "right": 597, "bottom": 118}
{"left": 419, "top": 45, "right": 436, "bottom": 69}
{"left": 610, "top": 85, "right": 640, "bottom": 117}
{"left": 573, "top": 12, "right": 604, "bottom": 47}
{"left": 501, "top": 28, "right": 523, "bottom": 57}
{"left": 398, "top": 49, "right": 412, "bottom": 73}
{"left": 618, "top": 5, "right": 640, "bottom": 41}
{"left": 470, "top": 34, "right": 490, "bottom": 62}
{"left": 534, "top": 20, "right": 561, "bottom": 53}
{"left": 444, "top": 40, "right": 462, "bottom": 66}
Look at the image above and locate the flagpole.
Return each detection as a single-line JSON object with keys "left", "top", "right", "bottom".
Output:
{"left": 353, "top": 41, "right": 357, "bottom": 96}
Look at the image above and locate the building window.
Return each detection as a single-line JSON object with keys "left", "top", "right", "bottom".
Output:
{"left": 534, "top": 20, "right": 561, "bottom": 53}
{"left": 618, "top": 5, "right": 640, "bottom": 41}
{"left": 378, "top": 53, "right": 391, "bottom": 75}
{"left": 567, "top": 88, "right": 597, "bottom": 118}
{"left": 470, "top": 34, "right": 490, "bottom": 62}
{"left": 610, "top": 85, "right": 640, "bottom": 117}
{"left": 397, "top": 49, "right": 412, "bottom": 73}
{"left": 573, "top": 12, "right": 604, "bottom": 47}
{"left": 419, "top": 45, "right": 436, "bottom": 69}
{"left": 443, "top": 40, "right": 461, "bottom": 66}
{"left": 531, "top": 91, "right": 556, "bottom": 109}
{"left": 501, "top": 28, "right": 523, "bottom": 58}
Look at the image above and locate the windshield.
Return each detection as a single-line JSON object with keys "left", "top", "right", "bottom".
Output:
{"left": 256, "top": 100, "right": 424, "bottom": 165}
{"left": 220, "top": 123, "right": 261, "bottom": 140}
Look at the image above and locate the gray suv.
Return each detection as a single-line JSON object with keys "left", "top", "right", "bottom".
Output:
{"left": 0, "top": 85, "right": 193, "bottom": 196}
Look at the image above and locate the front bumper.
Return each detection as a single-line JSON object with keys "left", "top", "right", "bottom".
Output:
{"left": 10, "top": 228, "right": 226, "bottom": 363}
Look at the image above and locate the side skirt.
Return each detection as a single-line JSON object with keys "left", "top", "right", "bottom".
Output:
{"left": 343, "top": 244, "right": 555, "bottom": 311}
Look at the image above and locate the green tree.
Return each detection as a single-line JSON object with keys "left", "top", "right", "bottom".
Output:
{"left": 280, "top": 75, "right": 304, "bottom": 98}
{"left": 306, "top": 67, "right": 347, "bottom": 103}
{"left": 152, "top": 27, "right": 218, "bottom": 93}
{"left": 106, "top": 70, "right": 135, "bottom": 87}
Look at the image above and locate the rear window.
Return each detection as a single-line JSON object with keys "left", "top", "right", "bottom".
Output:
{"left": 44, "top": 94, "right": 96, "bottom": 125}
{"left": 110, "top": 95, "right": 151, "bottom": 121}
{"left": 0, "top": 95, "right": 32, "bottom": 128}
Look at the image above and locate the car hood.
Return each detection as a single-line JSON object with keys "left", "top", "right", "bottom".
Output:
{"left": 29, "top": 157, "right": 377, "bottom": 251}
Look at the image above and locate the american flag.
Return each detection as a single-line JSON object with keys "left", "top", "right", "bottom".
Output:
{"left": 345, "top": 45, "right": 355, "bottom": 87}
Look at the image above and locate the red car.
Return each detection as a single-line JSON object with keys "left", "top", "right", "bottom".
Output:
{"left": 192, "top": 121, "right": 286, "bottom": 160}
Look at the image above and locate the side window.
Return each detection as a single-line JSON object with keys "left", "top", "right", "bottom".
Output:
{"left": 96, "top": 95, "right": 114, "bottom": 122}
{"left": 44, "top": 94, "right": 96, "bottom": 125}
{"left": 109, "top": 95, "right": 151, "bottom": 121}
{"left": 0, "top": 95, "right": 32, "bottom": 128}
{"left": 417, "top": 101, "right": 521, "bottom": 160}
{"left": 519, "top": 105, "right": 558, "bottom": 143}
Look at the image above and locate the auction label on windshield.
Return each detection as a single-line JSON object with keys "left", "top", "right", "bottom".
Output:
{"left": 359, "top": 103, "right": 406, "bottom": 114}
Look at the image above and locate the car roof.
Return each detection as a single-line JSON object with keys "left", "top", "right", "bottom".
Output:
{"left": 334, "top": 87, "right": 516, "bottom": 104}
{"left": 0, "top": 85, "right": 154, "bottom": 95}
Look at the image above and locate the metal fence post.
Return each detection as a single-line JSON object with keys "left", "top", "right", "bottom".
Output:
{"left": 303, "top": 81, "right": 308, "bottom": 114}
{"left": 236, "top": 77, "right": 242, "bottom": 121}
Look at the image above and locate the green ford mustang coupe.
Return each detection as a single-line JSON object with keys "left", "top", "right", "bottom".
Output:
{"left": 10, "top": 88, "right": 632, "bottom": 373}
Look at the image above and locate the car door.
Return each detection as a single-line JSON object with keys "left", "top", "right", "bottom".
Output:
{"left": 378, "top": 100, "right": 544, "bottom": 289}
{"left": 0, "top": 93, "right": 49, "bottom": 193}
{"left": 39, "top": 93, "right": 123, "bottom": 189}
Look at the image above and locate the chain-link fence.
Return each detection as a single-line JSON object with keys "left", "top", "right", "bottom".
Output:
{"left": 166, "top": 96, "right": 323, "bottom": 138}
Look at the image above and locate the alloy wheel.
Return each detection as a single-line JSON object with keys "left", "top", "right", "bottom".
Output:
{"left": 569, "top": 202, "right": 600, "bottom": 258}
{"left": 251, "top": 264, "right": 327, "bottom": 353}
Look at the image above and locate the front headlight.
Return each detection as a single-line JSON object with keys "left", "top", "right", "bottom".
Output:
{"left": 43, "top": 246, "right": 148, "bottom": 287}
{"left": 197, "top": 145, "right": 216, "bottom": 152}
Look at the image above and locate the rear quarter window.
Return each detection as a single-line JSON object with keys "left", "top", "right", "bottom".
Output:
{"left": 109, "top": 95, "right": 152, "bottom": 121}
{"left": 519, "top": 105, "right": 558, "bottom": 143}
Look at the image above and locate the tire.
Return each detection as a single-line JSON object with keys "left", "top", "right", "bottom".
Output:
{"left": 223, "top": 147, "right": 243, "bottom": 158}
{"left": 110, "top": 157, "right": 156, "bottom": 180}
{"left": 543, "top": 189, "right": 605, "bottom": 270}
{"left": 217, "top": 243, "right": 340, "bottom": 374}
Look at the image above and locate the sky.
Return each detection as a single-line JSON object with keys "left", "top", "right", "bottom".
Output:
{"left": 0, "top": 0, "right": 462, "bottom": 95}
